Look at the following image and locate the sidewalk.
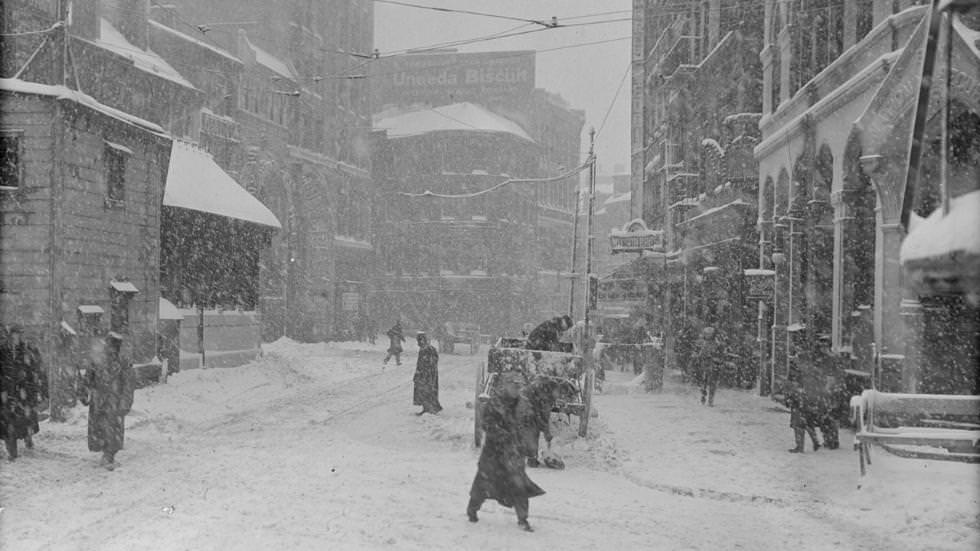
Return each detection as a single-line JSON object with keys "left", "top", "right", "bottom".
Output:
{"left": 593, "top": 369, "right": 979, "bottom": 550}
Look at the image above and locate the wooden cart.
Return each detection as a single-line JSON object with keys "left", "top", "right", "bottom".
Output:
{"left": 473, "top": 338, "right": 592, "bottom": 446}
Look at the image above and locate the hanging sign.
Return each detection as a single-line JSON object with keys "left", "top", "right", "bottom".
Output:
{"left": 744, "top": 268, "right": 775, "bottom": 300}
{"left": 609, "top": 218, "right": 665, "bottom": 254}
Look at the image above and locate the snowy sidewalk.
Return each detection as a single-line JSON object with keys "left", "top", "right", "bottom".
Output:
{"left": 593, "top": 369, "right": 980, "bottom": 550}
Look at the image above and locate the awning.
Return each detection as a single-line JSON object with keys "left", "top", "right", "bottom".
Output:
{"left": 164, "top": 141, "right": 281, "bottom": 228}
{"left": 159, "top": 297, "right": 184, "bottom": 320}
{"left": 110, "top": 279, "right": 139, "bottom": 294}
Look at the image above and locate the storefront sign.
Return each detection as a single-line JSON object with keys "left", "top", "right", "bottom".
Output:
{"left": 744, "top": 269, "right": 775, "bottom": 300}
{"left": 610, "top": 219, "right": 665, "bottom": 254}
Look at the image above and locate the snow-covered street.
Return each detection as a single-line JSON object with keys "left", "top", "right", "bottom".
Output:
{"left": 2, "top": 340, "right": 977, "bottom": 551}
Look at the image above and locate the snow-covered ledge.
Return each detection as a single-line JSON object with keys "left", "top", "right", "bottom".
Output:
{"left": 901, "top": 190, "right": 980, "bottom": 304}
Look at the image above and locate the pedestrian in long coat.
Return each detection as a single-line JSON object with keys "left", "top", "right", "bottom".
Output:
{"left": 1, "top": 326, "right": 46, "bottom": 460}
{"left": 526, "top": 315, "right": 573, "bottom": 352}
{"left": 695, "top": 326, "right": 723, "bottom": 407}
{"left": 84, "top": 333, "right": 135, "bottom": 470}
{"left": 412, "top": 333, "right": 442, "bottom": 414}
{"left": 383, "top": 321, "right": 405, "bottom": 366}
{"left": 468, "top": 372, "right": 545, "bottom": 532}
{"left": 783, "top": 379, "right": 821, "bottom": 453}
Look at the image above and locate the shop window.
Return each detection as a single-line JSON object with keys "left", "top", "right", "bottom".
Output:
{"left": 104, "top": 142, "right": 129, "bottom": 206}
{"left": 0, "top": 131, "right": 21, "bottom": 190}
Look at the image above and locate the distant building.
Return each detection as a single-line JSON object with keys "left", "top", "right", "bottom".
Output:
{"left": 371, "top": 51, "right": 584, "bottom": 335}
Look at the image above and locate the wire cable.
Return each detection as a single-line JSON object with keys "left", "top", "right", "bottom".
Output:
{"left": 0, "top": 21, "right": 63, "bottom": 37}
{"left": 594, "top": 61, "right": 631, "bottom": 144}
{"left": 374, "top": 0, "right": 559, "bottom": 27}
{"left": 396, "top": 156, "right": 594, "bottom": 199}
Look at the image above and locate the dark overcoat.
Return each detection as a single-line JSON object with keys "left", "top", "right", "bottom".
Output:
{"left": 471, "top": 394, "right": 546, "bottom": 507}
{"left": 526, "top": 316, "right": 572, "bottom": 352}
{"left": 387, "top": 324, "right": 405, "bottom": 354}
{"left": 413, "top": 343, "right": 442, "bottom": 413}
{"left": 86, "top": 350, "right": 135, "bottom": 455}
{"left": 1, "top": 340, "right": 45, "bottom": 442}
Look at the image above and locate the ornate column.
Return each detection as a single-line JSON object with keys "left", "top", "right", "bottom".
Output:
{"left": 862, "top": 154, "right": 913, "bottom": 391}
{"left": 771, "top": 217, "right": 789, "bottom": 389}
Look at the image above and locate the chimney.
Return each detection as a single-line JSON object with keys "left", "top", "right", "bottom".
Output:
{"left": 104, "top": 0, "right": 150, "bottom": 50}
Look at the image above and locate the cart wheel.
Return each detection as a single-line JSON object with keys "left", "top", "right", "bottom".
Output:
{"left": 474, "top": 362, "right": 486, "bottom": 447}
{"left": 578, "top": 368, "right": 594, "bottom": 437}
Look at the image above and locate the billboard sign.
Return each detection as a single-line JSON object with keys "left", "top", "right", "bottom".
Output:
{"left": 373, "top": 51, "right": 535, "bottom": 108}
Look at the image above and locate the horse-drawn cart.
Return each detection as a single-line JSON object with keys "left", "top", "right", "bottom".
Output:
{"left": 474, "top": 337, "right": 593, "bottom": 446}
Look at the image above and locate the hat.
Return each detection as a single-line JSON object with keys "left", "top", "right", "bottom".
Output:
{"left": 106, "top": 331, "right": 124, "bottom": 341}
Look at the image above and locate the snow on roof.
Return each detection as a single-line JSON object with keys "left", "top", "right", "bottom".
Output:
{"left": 900, "top": 190, "right": 980, "bottom": 263}
{"left": 159, "top": 297, "right": 184, "bottom": 320}
{"left": 149, "top": 20, "right": 241, "bottom": 65}
{"left": 374, "top": 102, "right": 535, "bottom": 143}
{"left": 96, "top": 19, "right": 195, "bottom": 89}
{"left": 242, "top": 36, "right": 295, "bottom": 79}
{"left": 0, "top": 78, "right": 165, "bottom": 133}
{"left": 164, "top": 141, "right": 281, "bottom": 228}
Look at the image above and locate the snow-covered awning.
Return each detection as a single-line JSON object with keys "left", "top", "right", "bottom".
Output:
{"left": 374, "top": 102, "right": 534, "bottom": 143}
{"left": 164, "top": 141, "right": 281, "bottom": 228}
{"left": 159, "top": 297, "right": 184, "bottom": 321}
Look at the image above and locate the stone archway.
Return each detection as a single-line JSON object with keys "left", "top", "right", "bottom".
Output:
{"left": 836, "top": 132, "right": 876, "bottom": 375}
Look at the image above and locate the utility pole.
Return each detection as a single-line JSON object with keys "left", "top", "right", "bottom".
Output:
{"left": 567, "top": 188, "right": 580, "bottom": 318}
{"left": 579, "top": 128, "right": 597, "bottom": 438}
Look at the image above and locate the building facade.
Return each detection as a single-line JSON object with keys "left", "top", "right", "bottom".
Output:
{"left": 755, "top": 0, "right": 980, "bottom": 395}
{"left": 627, "top": 0, "right": 765, "bottom": 387}
{"left": 160, "top": 0, "right": 376, "bottom": 342}
{"left": 371, "top": 51, "right": 584, "bottom": 337}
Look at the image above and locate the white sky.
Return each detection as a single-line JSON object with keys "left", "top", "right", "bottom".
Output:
{"left": 374, "top": 0, "right": 633, "bottom": 175}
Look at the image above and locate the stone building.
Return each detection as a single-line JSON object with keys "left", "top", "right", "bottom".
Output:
{"left": 1, "top": 0, "right": 192, "bottom": 415}
{"left": 627, "top": 0, "right": 765, "bottom": 387}
{"left": 754, "top": 0, "right": 980, "bottom": 394}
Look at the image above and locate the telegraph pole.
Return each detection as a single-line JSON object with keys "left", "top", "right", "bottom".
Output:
{"left": 579, "top": 128, "right": 597, "bottom": 437}
{"left": 567, "top": 188, "right": 580, "bottom": 318}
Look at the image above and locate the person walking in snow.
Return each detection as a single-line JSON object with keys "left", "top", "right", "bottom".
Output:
{"left": 468, "top": 371, "right": 545, "bottom": 532}
{"left": 1, "top": 325, "right": 47, "bottom": 460}
{"left": 782, "top": 379, "right": 821, "bottom": 453}
{"left": 83, "top": 333, "right": 135, "bottom": 470}
{"left": 412, "top": 332, "right": 442, "bottom": 415}
{"left": 383, "top": 321, "right": 405, "bottom": 367}
{"left": 695, "top": 326, "right": 723, "bottom": 407}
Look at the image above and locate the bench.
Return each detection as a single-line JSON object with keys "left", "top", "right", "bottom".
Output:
{"left": 849, "top": 389, "right": 980, "bottom": 478}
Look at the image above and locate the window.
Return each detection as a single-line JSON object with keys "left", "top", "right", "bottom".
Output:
{"left": 110, "top": 280, "right": 139, "bottom": 335}
{"left": 0, "top": 131, "right": 21, "bottom": 189}
{"left": 104, "top": 142, "right": 129, "bottom": 204}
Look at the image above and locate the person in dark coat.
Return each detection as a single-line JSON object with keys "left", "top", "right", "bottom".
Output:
{"left": 516, "top": 376, "right": 573, "bottom": 468}
{"left": 412, "top": 332, "right": 442, "bottom": 415}
{"left": 695, "top": 326, "right": 723, "bottom": 407}
{"left": 1, "top": 326, "right": 46, "bottom": 460}
{"left": 84, "top": 333, "right": 135, "bottom": 470}
{"left": 783, "top": 380, "right": 821, "bottom": 453}
{"left": 526, "top": 315, "right": 574, "bottom": 352}
{"left": 468, "top": 372, "right": 545, "bottom": 532}
{"left": 383, "top": 321, "right": 405, "bottom": 366}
